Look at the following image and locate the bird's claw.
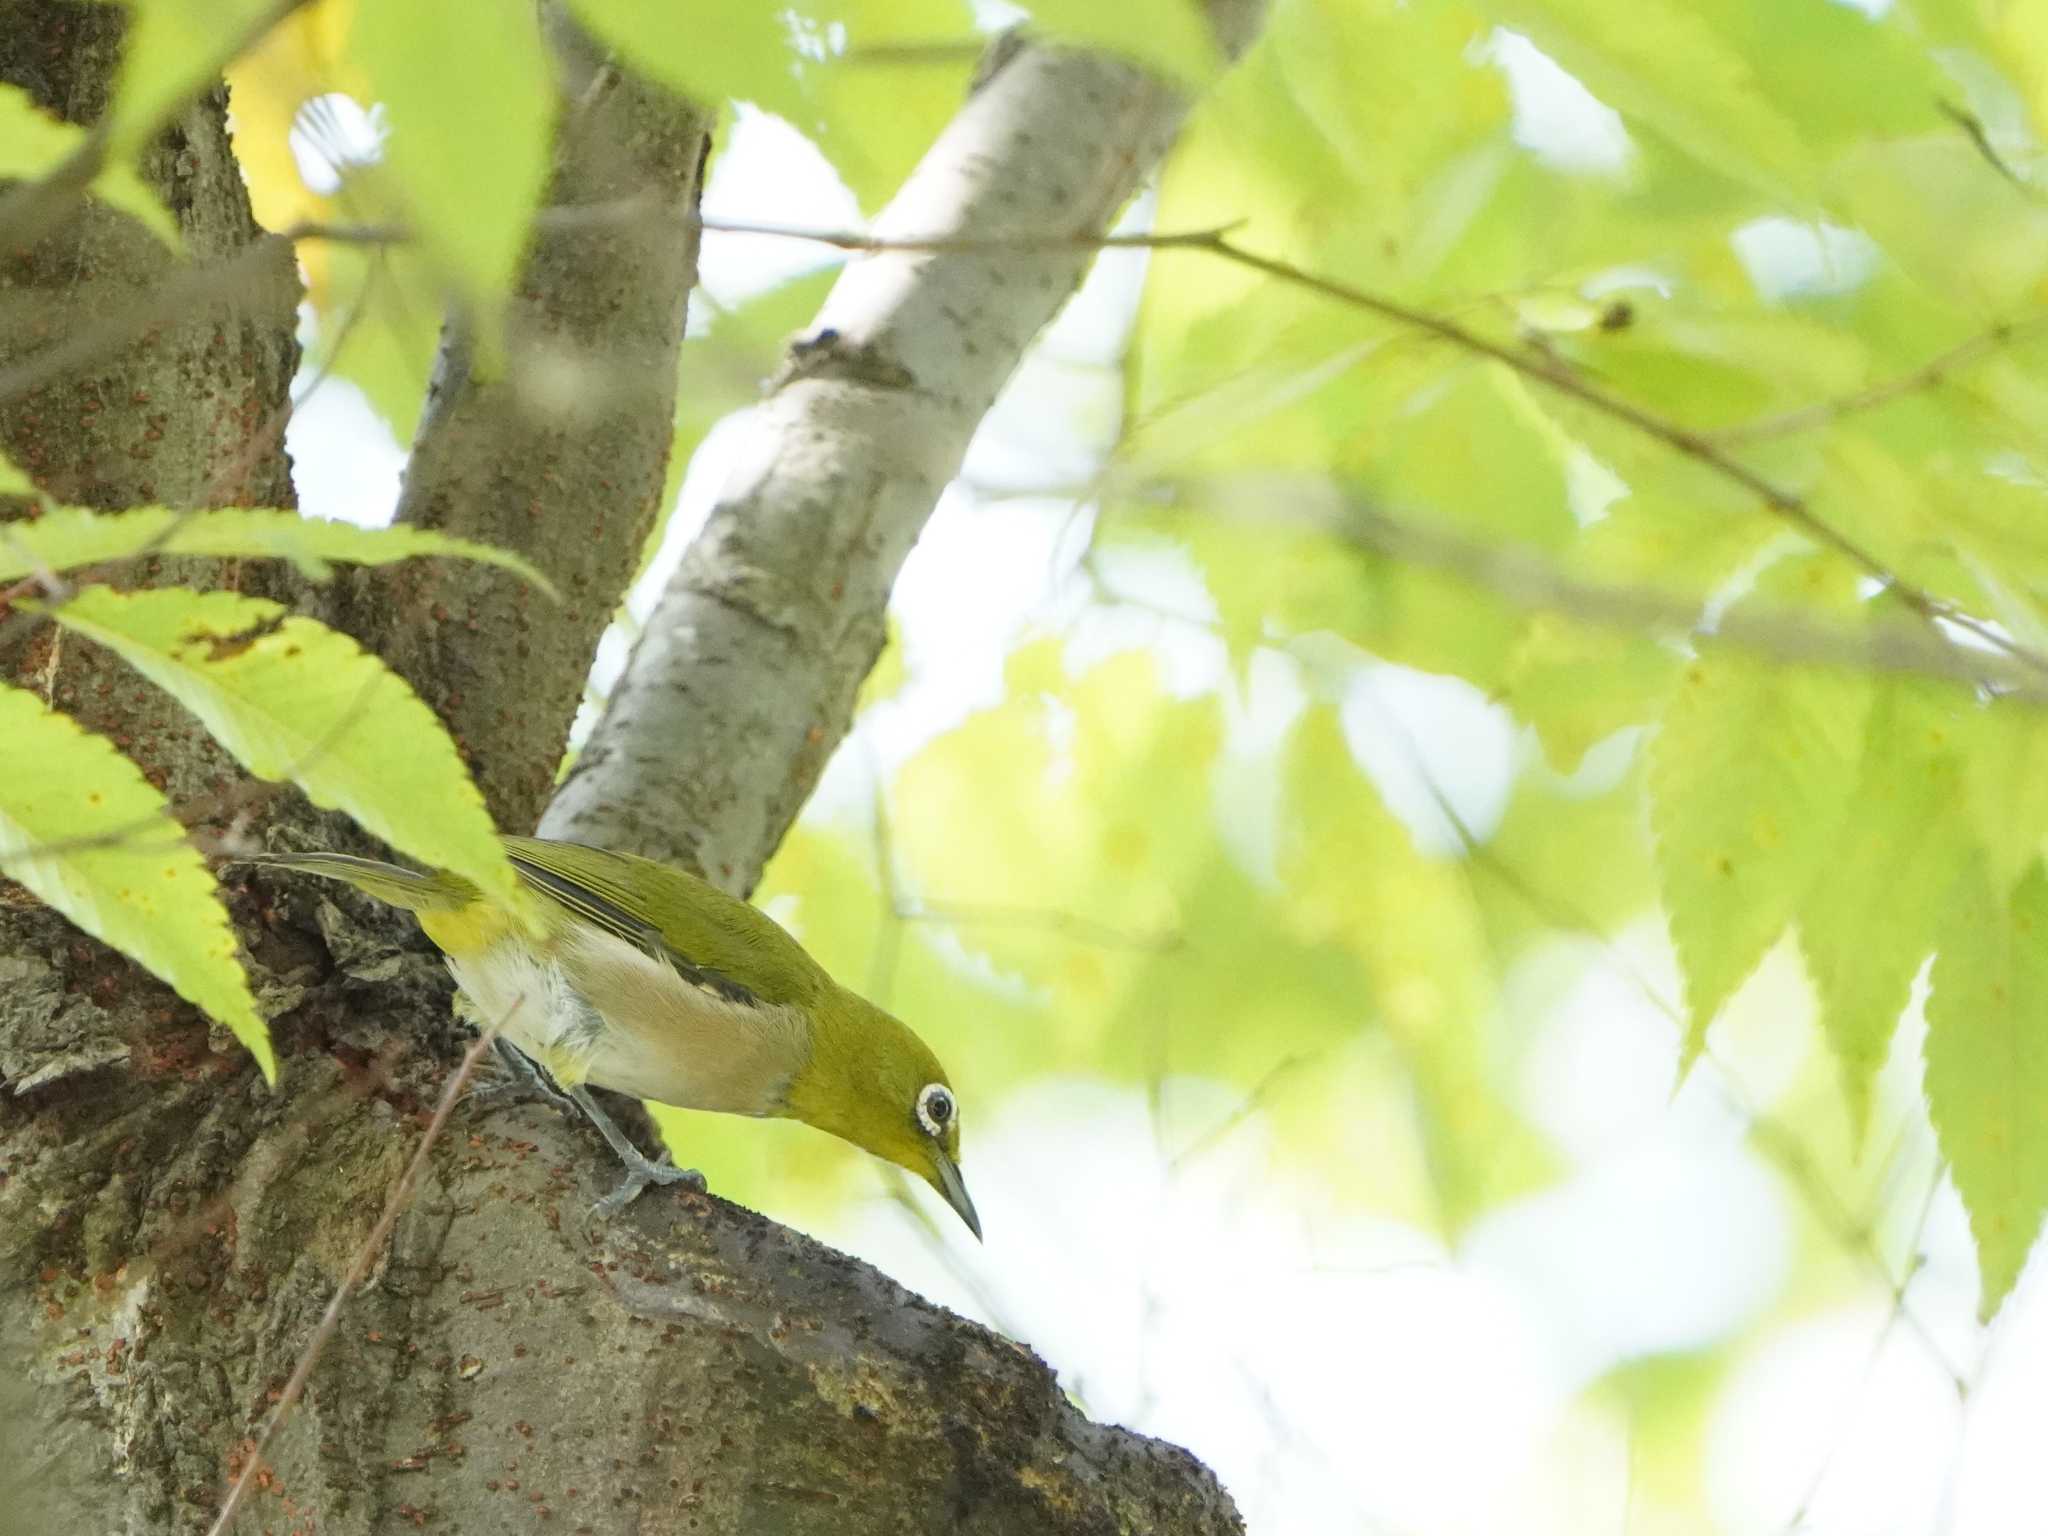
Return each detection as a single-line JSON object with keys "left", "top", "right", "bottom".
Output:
{"left": 588, "top": 1154, "right": 706, "bottom": 1223}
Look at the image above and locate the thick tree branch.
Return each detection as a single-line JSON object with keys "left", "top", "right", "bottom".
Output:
{"left": 353, "top": 34, "right": 710, "bottom": 831}
{"left": 543, "top": 2, "right": 1268, "bottom": 889}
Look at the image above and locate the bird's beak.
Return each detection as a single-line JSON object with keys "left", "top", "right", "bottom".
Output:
{"left": 932, "top": 1150, "right": 982, "bottom": 1242}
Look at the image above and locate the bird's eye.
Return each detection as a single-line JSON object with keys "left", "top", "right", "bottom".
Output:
{"left": 916, "top": 1082, "right": 955, "bottom": 1137}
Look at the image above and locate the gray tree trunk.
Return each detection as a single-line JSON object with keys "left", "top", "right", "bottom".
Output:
{"left": 0, "top": 5, "right": 1244, "bottom": 1531}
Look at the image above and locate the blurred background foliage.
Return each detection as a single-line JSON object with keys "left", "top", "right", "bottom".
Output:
{"left": 122, "top": 0, "right": 2048, "bottom": 1527}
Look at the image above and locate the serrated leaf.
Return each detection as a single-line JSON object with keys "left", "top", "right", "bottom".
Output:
{"left": 0, "top": 82, "right": 176, "bottom": 248}
{"left": 1926, "top": 860, "right": 2048, "bottom": 1320}
{"left": 0, "top": 683, "right": 272, "bottom": 1080}
{"left": 1962, "top": 701, "right": 2048, "bottom": 896}
{"left": 1282, "top": 705, "right": 1556, "bottom": 1225}
{"left": 0, "top": 506, "right": 555, "bottom": 594}
{"left": 37, "top": 587, "right": 520, "bottom": 912}
{"left": 1797, "top": 679, "right": 1975, "bottom": 1135}
{"left": 1650, "top": 563, "right": 1871, "bottom": 1058}
{"left": 1504, "top": 614, "right": 1678, "bottom": 774}
{"left": 350, "top": 0, "right": 552, "bottom": 302}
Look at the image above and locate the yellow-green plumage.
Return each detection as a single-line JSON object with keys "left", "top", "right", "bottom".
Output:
{"left": 252, "top": 836, "right": 977, "bottom": 1236}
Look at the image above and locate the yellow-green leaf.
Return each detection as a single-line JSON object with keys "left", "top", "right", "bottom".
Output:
{"left": 1472, "top": 0, "right": 1811, "bottom": 200}
{"left": 1504, "top": 614, "right": 1679, "bottom": 774}
{"left": 0, "top": 81, "right": 176, "bottom": 247}
{"left": 1796, "top": 678, "right": 1975, "bottom": 1136}
{"left": 1926, "top": 860, "right": 2048, "bottom": 1321}
{"left": 0, "top": 506, "right": 555, "bottom": 593}
{"left": 1962, "top": 700, "right": 2048, "bottom": 897}
{"left": 112, "top": 0, "right": 277, "bottom": 153}
{"left": 1649, "top": 563, "right": 1871, "bottom": 1058}
{"left": 0, "top": 682, "right": 272, "bottom": 1079}
{"left": 1023, "top": 0, "right": 1220, "bottom": 86}
{"left": 569, "top": 0, "right": 810, "bottom": 122}
{"left": 1282, "top": 705, "right": 1555, "bottom": 1226}
{"left": 807, "top": 0, "right": 978, "bottom": 209}
{"left": 37, "top": 587, "right": 520, "bottom": 911}
{"left": 350, "top": 0, "right": 553, "bottom": 301}
{"left": 0, "top": 446, "right": 32, "bottom": 498}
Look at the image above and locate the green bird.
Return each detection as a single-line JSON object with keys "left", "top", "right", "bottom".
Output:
{"left": 252, "top": 836, "right": 979, "bottom": 1237}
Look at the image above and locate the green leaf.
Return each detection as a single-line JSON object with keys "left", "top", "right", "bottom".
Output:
{"left": 0, "top": 446, "right": 32, "bottom": 498}
{"left": 0, "top": 506, "right": 556, "bottom": 593}
{"left": 1023, "top": 0, "right": 1221, "bottom": 85}
{"left": 1926, "top": 860, "right": 2048, "bottom": 1321}
{"left": 1282, "top": 705, "right": 1556, "bottom": 1226}
{"left": 0, "top": 82, "right": 176, "bottom": 247}
{"left": 1833, "top": 137, "right": 2048, "bottom": 310}
{"left": 112, "top": 0, "right": 277, "bottom": 152}
{"left": 1504, "top": 613, "right": 1678, "bottom": 774}
{"left": 313, "top": 243, "right": 444, "bottom": 444}
{"left": 1796, "top": 678, "right": 1975, "bottom": 1135}
{"left": 37, "top": 587, "right": 520, "bottom": 912}
{"left": 569, "top": 0, "right": 811, "bottom": 122}
{"left": 1649, "top": 561, "right": 1871, "bottom": 1057}
{"left": 350, "top": 0, "right": 553, "bottom": 301}
{"left": 1962, "top": 701, "right": 2048, "bottom": 897}
{"left": 1471, "top": 0, "right": 1811, "bottom": 200}
{"left": 806, "top": 0, "right": 978, "bottom": 209}
{"left": 0, "top": 682, "right": 272, "bottom": 1080}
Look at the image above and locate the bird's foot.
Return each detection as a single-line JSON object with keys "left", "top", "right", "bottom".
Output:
{"left": 590, "top": 1150, "right": 707, "bottom": 1221}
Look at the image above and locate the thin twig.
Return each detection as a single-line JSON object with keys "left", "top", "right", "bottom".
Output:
{"left": 205, "top": 1009, "right": 511, "bottom": 1536}
{"left": 541, "top": 207, "right": 2048, "bottom": 688}
{"left": 1136, "top": 474, "right": 2048, "bottom": 706}
{"left": 1937, "top": 100, "right": 2039, "bottom": 197}
{"left": 1712, "top": 316, "right": 2048, "bottom": 446}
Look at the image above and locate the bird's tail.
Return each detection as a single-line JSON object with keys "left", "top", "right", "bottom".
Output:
{"left": 245, "top": 852, "right": 476, "bottom": 915}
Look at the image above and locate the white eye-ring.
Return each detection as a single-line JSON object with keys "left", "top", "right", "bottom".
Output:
{"left": 916, "top": 1082, "right": 955, "bottom": 1137}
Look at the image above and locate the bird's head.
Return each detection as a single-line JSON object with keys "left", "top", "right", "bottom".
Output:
{"left": 783, "top": 988, "right": 979, "bottom": 1240}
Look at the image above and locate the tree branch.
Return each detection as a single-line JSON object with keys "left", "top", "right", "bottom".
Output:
{"left": 543, "top": 3, "right": 1269, "bottom": 889}
{"left": 352, "top": 33, "right": 711, "bottom": 831}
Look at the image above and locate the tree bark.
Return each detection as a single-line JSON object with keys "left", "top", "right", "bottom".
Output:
{"left": 346, "top": 21, "right": 713, "bottom": 833}
{"left": 0, "top": 9, "right": 1248, "bottom": 1533}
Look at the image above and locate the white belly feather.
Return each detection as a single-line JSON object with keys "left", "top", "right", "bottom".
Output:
{"left": 445, "top": 925, "right": 807, "bottom": 1116}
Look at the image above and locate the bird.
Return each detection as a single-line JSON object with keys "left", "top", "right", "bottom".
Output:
{"left": 247, "top": 835, "right": 979, "bottom": 1238}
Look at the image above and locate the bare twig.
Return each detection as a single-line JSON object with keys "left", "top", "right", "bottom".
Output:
{"left": 1712, "top": 316, "right": 2048, "bottom": 446}
{"left": 1134, "top": 474, "right": 2048, "bottom": 706}
{"left": 531, "top": 206, "right": 2048, "bottom": 689}
{"left": 1937, "top": 99, "right": 2039, "bottom": 197}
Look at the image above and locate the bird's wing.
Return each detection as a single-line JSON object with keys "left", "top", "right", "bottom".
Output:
{"left": 503, "top": 842, "right": 762, "bottom": 1008}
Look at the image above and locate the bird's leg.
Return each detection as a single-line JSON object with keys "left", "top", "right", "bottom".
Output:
{"left": 567, "top": 1085, "right": 707, "bottom": 1216}
{"left": 475, "top": 1037, "right": 575, "bottom": 1108}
